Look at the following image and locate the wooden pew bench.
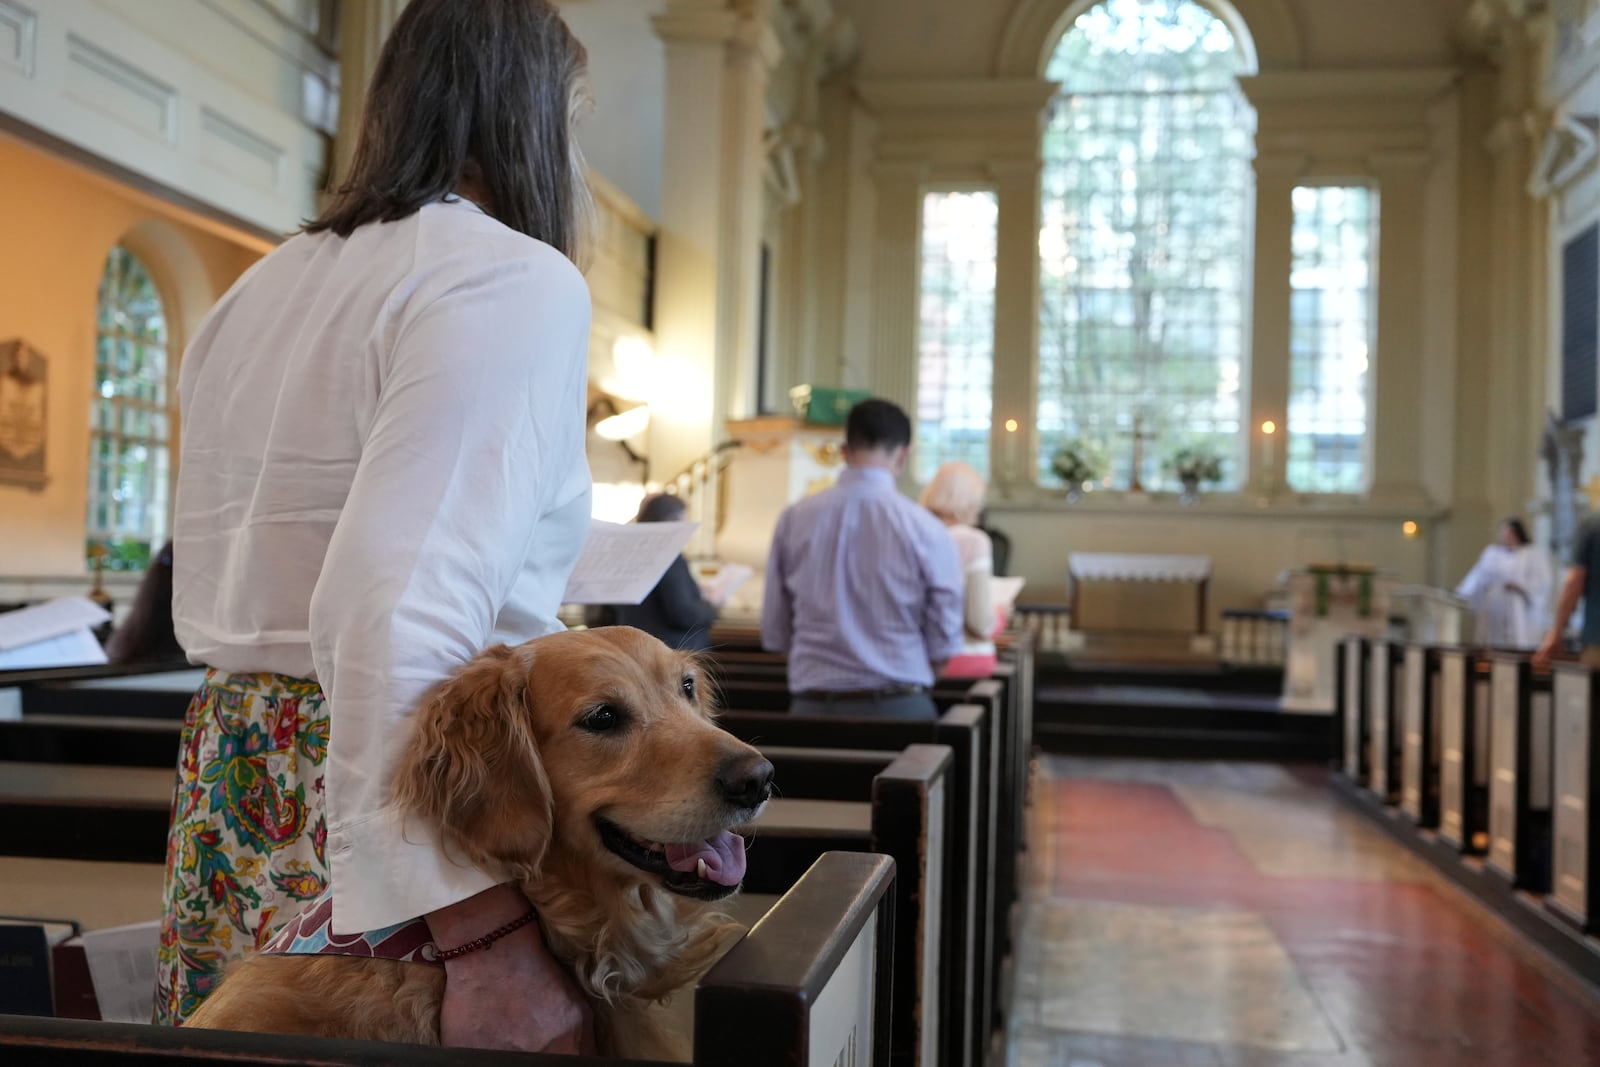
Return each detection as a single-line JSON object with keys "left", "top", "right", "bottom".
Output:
{"left": 1551, "top": 663, "right": 1600, "bottom": 935}
{"left": 0, "top": 851, "right": 895, "bottom": 1067}
{"left": 750, "top": 744, "right": 950, "bottom": 1067}
{"left": 0, "top": 740, "right": 951, "bottom": 1067}
{"left": 1436, "top": 648, "right": 1491, "bottom": 853}
{"left": 714, "top": 705, "right": 992, "bottom": 1067}
{"left": 1487, "top": 652, "right": 1554, "bottom": 892}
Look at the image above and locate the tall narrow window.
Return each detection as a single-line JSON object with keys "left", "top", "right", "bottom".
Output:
{"left": 1037, "top": 0, "right": 1254, "bottom": 491}
{"left": 1287, "top": 185, "right": 1377, "bottom": 493}
{"left": 916, "top": 190, "right": 999, "bottom": 483}
{"left": 88, "top": 246, "right": 172, "bottom": 571}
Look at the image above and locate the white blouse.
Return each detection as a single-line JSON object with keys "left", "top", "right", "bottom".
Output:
{"left": 173, "top": 199, "right": 593, "bottom": 932}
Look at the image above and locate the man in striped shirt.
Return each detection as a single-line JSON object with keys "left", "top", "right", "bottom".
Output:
{"left": 761, "top": 399, "right": 965, "bottom": 719}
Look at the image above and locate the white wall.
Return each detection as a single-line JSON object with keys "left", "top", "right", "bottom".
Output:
{"left": 557, "top": 0, "right": 667, "bottom": 221}
{"left": 0, "top": 0, "right": 334, "bottom": 236}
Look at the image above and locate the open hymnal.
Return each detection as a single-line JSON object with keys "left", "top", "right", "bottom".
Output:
{"left": 561, "top": 519, "right": 699, "bottom": 606}
{"left": 76, "top": 919, "right": 161, "bottom": 1024}
{"left": 991, "top": 576, "right": 1025, "bottom": 610}
{"left": 696, "top": 562, "right": 753, "bottom": 607}
{"left": 0, "top": 598, "right": 111, "bottom": 670}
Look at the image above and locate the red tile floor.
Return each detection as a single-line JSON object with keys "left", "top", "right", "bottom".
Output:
{"left": 1005, "top": 758, "right": 1600, "bottom": 1066}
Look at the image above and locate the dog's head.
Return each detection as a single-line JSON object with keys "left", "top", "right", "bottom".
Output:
{"left": 393, "top": 627, "right": 772, "bottom": 903}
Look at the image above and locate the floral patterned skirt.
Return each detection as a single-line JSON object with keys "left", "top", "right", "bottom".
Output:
{"left": 151, "top": 670, "right": 330, "bottom": 1025}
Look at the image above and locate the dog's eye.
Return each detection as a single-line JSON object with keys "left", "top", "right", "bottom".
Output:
{"left": 580, "top": 705, "right": 619, "bottom": 733}
{"left": 682, "top": 676, "right": 696, "bottom": 700}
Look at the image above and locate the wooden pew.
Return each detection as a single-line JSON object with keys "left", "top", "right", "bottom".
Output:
{"left": 2, "top": 679, "right": 1003, "bottom": 1067}
{"left": 1366, "top": 638, "right": 1402, "bottom": 802}
{"left": 1437, "top": 648, "right": 1489, "bottom": 853}
{"left": 0, "top": 851, "right": 895, "bottom": 1067}
{"left": 0, "top": 737, "right": 945, "bottom": 1067}
{"left": 1550, "top": 662, "right": 1600, "bottom": 934}
{"left": 1337, "top": 635, "right": 1369, "bottom": 784}
{"left": 1486, "top": 653, "right": 1554, "bottom": 892}
{"left": 0, "top": 667, "right": 202, "bottom": 721}
{"left": 1399, "top": 644, "right": 1441, "bottom": 827}
{"left": 714, "top": 706, "right": 990, "bottom": 1067}
{"left": 751, "top": 744, "right": 950, "bottom": 1067}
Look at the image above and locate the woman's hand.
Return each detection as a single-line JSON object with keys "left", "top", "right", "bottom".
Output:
{"left": 428, "top": 885, "right": 594, "bottom": 1053}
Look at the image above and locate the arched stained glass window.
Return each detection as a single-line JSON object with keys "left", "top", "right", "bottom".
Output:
{"left": 88, "top": 246, "right": 172, "bottom": 571}
{"left": 1037, "top": 0, "right": 1254, "bottom": 491}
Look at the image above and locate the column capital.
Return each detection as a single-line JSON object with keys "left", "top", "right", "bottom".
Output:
{"left": 652, "top": 9, "right": 742, "bottom": 46}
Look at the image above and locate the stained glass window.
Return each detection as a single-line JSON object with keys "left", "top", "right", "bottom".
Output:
{"left": 916, "top": 190, "right": 999, "bottom": 483}
{"left": 1036, "top": 0, "right": 1253, "bottom": 491}
{"left": 1287, "top": 186, "right": 1377, "bottom": 493}
{"left": 88, "top": 246, "right": 171, "bottom": 571}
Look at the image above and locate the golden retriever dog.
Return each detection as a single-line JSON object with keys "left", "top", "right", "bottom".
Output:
{"left": 187, "top": 627, "right": 774, "bottom": 1059}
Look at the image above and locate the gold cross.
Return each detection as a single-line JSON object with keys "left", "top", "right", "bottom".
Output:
{"left": 1585, "top": 474, "right": 1600, "bottom": 511}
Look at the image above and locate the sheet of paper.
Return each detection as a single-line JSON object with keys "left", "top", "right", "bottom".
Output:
{"left": 80, "top": 919, "right": 161, "bottom": 1024}
{"left": 562, "top": 519, "right": 699, "bottom": 606}
{"left": 990, "top": 576, "right": 1025, "bottom": 609}
{"left": 697, "top": 562, "right": 753, "bottom": 606}
{"left": 0, "top": 627, "right": 108, "bottom": 670}
{"left": 0, "top": 597, "right": 110, "bottom": 652}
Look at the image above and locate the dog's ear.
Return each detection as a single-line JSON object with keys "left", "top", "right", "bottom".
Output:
{"left": 392, "top": 644, "right": 553, "bottom": 882}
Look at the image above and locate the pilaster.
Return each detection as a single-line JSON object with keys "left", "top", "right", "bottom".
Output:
{"left": 651, "top": 0, "right": 777, "bottom": 481}
{"left": 331, "top": 0, "right": 410, "bottom": 190}
{"left": 1247, "top": 151, "right": 1305, "bottom": 496}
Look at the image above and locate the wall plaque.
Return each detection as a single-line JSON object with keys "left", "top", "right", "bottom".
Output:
{"left": 0, "top": 339, "right": 48, "bottom": 490}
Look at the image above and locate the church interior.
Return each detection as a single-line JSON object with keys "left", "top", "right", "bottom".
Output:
{"left": 3, "top": 0, "right": 1600, "bottom": 1063}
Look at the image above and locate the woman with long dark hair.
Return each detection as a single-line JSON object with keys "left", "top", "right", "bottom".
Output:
{"left": 156, "top": 1, "right": 594, "bottom": 1049}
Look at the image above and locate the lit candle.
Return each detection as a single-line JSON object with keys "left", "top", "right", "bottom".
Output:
{"left": 1260, "top": 419, "right": 1277, "bottom": 487}
{"left": 1003, "top": 418, "right": 1020, "bottom": 483}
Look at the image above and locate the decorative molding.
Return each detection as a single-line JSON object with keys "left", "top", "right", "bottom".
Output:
{"left": 199, "top": 107, "right": 286, "bottom": 191}
{"left": 994, "top": 0, "right": 1302, "bottom": 77}
{"left": 856, "top": 78, "right": 1060, "bottom": 116}
{"left": 0, "top": 0, "right": 35, "bottom": 78}
{"left": 65, "top": 34, "right": 177, "bottom": 145}
{"left": 1530, "top": 112, "right": 1600, "bottom": 197}
{"left": 1243, "top": 69, "right": 1460, "bottom": 159}
{"left": 857, "top": 78, "right": 1057, "bottom": 171}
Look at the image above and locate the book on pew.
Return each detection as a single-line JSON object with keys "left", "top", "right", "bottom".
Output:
{"left": 51, "top": 937, "right": 100, "bottom": 1020}
{"left": 0, "top": 916, "right": 80, "bottom": 1016}
{"left": 77, "top": 919, "right": 162, "bottom": 1023}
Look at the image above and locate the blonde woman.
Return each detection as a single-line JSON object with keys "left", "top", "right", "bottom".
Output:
{"left": 921, "top": 462, "right": 1001, "bottom": 677}
{"left": 158, "top": 0, "right": 595, "bottom": 1050}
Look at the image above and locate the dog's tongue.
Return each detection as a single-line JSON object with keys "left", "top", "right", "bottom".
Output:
{"left": 664, "top": 832, "right": 746, "bottom": 886}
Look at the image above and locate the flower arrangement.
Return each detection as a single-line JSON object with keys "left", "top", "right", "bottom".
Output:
{"left": 1165, "top": 445, "right": 1224, "bottom": 486}
{"left": 1050, "top": 438, "right": 1104, "bottom": 490}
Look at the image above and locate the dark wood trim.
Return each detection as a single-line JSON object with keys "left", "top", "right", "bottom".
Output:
{"left": 0, "top": 113, "right": 286, "bottom": 247}
{"left": 697, "top": 851, "right": 896, "bottom": 1067}
{"left": 0, "top": 660, "right": 193, "bottom": 689}
{"left": 0, "top": 1014, "right": 648, "bottom": 1066}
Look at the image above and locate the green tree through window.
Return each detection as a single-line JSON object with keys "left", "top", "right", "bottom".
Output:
{"left": 1037, "top": 0, "right": 1253, "bottom": 491}
{"left": 88, "top": 246, "right": 171, "bottom": 571}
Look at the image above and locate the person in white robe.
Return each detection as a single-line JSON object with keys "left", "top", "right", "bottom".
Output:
{"left": 1456, "top": 518, "right": 1552, "bottom": 649}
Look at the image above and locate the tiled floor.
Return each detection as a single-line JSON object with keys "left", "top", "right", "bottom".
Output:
{"left": 1007, "top": 757, "right": 1600, "bottom": 1066}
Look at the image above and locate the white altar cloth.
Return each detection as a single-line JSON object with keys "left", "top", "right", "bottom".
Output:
{"left": 1068, "top": 553, "right": 1212, "bottom": 583}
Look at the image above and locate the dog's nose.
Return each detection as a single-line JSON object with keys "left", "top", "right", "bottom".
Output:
{"left": 716, "top": 753, "right": 774, "bottom": 808}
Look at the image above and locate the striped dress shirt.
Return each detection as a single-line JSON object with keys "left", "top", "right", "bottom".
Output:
{"left": 761, "top": 466, "right": 964, "bottom": 692}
